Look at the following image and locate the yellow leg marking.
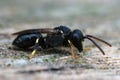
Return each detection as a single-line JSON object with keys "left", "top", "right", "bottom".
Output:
{"left": 28, "top": 49, "right": 36, "bottom": 59}
{"left": 68, "top": 40, "right": 78, "bottom": 59}
{"left": 28, "top": 38, "right": 39, "bottom": 59}
{"left": 36, "top": 38, "right": 39, "bottom": 43}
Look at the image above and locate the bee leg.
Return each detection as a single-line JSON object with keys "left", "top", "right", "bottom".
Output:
{"left": 68, "top": 40, "right": 78, "bottom": 59}
{"left": 83, "top": 48, "right": 91, "bottom": 52}
{"left": 28, "top": 38, "right": 39, "bottom": 59}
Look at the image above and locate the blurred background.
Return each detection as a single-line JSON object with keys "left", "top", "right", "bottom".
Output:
{"left": 0, "top": 0, "right": 120, "bottom": 34}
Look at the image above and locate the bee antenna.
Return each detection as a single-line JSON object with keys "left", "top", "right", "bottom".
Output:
{"left": 84, "top": 36, "right": 106, "bottom": 55}
{"left": 85, "top": 35, "right": 112, "bottom": 47}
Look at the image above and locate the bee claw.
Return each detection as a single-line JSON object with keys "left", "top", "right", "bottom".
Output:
{"left": 83, "top": 48, "right": 91, "bottom": 52}
{"left": 72, "top": 55, "right": 79, "bottom": 59}
{"left": 28, "top": 54, "right": 33, "bottom": 59}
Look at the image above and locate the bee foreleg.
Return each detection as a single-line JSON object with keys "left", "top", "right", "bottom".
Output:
{"left": 68, "top": 40, "right": 78, "bottom": 59}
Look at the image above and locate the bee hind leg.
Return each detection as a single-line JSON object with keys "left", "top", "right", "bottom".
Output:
{"left": 28, "top": 38, "right": 39, "bottom": 59}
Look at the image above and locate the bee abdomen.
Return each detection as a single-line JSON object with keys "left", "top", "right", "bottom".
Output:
{"left": 12, "top": 33, "right": 42, "bottom": 48}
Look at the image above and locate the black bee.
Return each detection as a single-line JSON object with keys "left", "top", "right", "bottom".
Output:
{"left": 12, "top": 26, "right": 112, "bottom": 59}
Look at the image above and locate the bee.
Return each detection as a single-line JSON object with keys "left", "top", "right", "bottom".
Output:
{"left": 12, "top": 26, "right": 112, "bottom": 59}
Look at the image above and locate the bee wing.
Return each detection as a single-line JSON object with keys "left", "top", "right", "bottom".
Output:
{"left": 12, "top": 28, "right": 58, "bottom": 35}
